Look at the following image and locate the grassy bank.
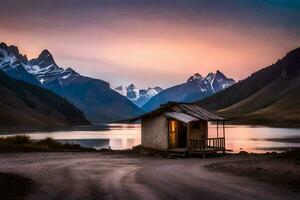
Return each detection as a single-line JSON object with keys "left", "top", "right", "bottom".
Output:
{"left": 0, "top": 135, "right": 97, "bottom": 152}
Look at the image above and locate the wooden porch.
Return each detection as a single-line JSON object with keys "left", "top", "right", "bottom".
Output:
{"left": 165, "top": 106, "right": 227, "bottom": 156}
{"left": 188, "top": 137, "right": 225, "bottom": 151}
{"left": 170, "top": 137, "right": 226, "bottom": 154}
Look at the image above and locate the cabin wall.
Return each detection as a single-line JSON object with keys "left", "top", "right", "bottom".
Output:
{"left": 188, "top": 120, "right": 208, "bottom": 140}
{"left": 141, "top": 115, "right": 168, "bottom": 150}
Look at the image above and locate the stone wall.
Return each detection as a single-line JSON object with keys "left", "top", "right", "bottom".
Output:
{"left": 141, "top": 115, "right": 168, "bottom": 150}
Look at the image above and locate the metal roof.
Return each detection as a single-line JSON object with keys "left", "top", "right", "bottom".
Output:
{"left": 175, "top": 104, "right": 224, "bottom": 121}
{"left": 130, "top": 102, "right": 224, "bottom": 122}
{"left": 164, "top": 112, "right": 199, "bottom": 123}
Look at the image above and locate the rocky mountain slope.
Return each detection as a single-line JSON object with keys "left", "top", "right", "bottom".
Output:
{"left": 0, "top": 42, "right": 143, "bottom": 123}
{"left": 114, "top": 84, "right": 163, "bottom": 107}
{"left": 0, "top": 70, "right": 90, "bottom": 127}
{"left": 197, "top": 47, "right": 300, "bottom": 127}
{"left": 142, "top": 71, "right": 235, "bottom": 111}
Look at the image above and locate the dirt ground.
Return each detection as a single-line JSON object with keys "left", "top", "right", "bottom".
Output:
{"left": 0, "top": 172, "right": 35, "bottom": 200}
{"left": 206, "top": 152, "right": 300, "bottom": 193}
{"left": 0, "top": 152, "right": 298, "bottom": 200}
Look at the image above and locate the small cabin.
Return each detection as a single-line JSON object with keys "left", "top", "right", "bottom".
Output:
{"left": 134, "top": 103, "right": 226, "bottom": 154}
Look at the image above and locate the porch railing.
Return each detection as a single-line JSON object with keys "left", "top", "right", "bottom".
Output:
{"left": 188, "top": 139, "right": 206, "bottom": 150}
{"left": 188, "top": 138, "right": 225, "bottom": 150}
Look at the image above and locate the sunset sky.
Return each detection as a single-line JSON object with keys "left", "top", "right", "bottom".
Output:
{"left": 1, "top": 0, "right": 300, "bottom": 88}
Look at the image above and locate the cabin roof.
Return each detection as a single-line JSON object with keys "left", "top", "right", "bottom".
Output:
{"left": 164, "top": 112, "right": 199, "bottom": 123}
{"left": 131, "top": 102, "right": 224, "bottom": 122}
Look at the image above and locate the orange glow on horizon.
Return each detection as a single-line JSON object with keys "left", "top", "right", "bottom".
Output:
{"left": 1, "top": 7, "right": 299, "bottom": 88}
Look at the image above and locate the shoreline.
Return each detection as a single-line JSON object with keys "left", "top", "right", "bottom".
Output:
{"left": 219, "top": 117, "right": 300, "bottom": 128}
{"left": 0, "top": 121, "right": 300, "bottom": 130}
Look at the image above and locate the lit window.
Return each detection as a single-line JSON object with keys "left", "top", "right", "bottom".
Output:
{"left": 170, "top": 120, "right": 176, "bottom": 132}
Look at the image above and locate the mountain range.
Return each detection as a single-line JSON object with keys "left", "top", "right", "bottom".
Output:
{"left": 114, "top": 84, "right": 163, "bottom": 107}
{"left": 0, "top": 42, "right": 143, "bottom": 123}
{"left": 142, "top": 71, "right": 235, "bottom": 111}
{"left": 197, "top": 47, "right": 300, "bottom": 127}
{"left": 0, "top": 69, "right": 90, "bottom": 127}
{"left": 2, "top": 41, "right": 299, "bottom": 127}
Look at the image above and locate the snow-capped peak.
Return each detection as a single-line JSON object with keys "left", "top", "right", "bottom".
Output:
{"left": 187, "top": 73, "right": 203, "bottom": 83}
{"left": 29, "top": 49, "right": 56, "bottom": 68}
{"left": 126, "top": 84, "right": 139, "bottom": 100}
{"left": 205, "top": 72, "right": 215, "bottom": 82}
{"left": 0, "top": 42, "right": 79, "bottom": 86}
{"left": 0, "top": 44, "right": 25, "bottom": 70}
{"left": 114, "top": 84, "right": 163, "bottom": 107}
{"left": 114, "top": 85, "right": 127, "bottom": 96}
{"left": 38, "top": 50, "right": 55, "bottom": 64}
{"left": 205, "top": 70, "right": 236, "bottom": 92}
{"left": 186, "top": 70, "right": 236, "bottom": 93}
{"left": 40, "top": 49, "right": 51, "bottom": 57}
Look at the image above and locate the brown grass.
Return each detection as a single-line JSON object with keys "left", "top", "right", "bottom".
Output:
{"left": 0, "top": 135, "right": 96, "bottom": 152}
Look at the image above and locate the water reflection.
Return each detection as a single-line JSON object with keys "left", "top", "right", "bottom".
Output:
{"left": 58, "top": 139, "right": 109, "bottom": 150}
{"left": 208, "top": 123, "right": 300, "bottom": 153}
{"left": 0, "top": 124, "right": 141, "bottom": 150}
{"left": 0, "top": 123, "right": 299, "bottom": 152}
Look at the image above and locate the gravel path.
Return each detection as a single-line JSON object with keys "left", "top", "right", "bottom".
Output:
{"left": 0, "top": 153, "right": 297, "bottom": 200}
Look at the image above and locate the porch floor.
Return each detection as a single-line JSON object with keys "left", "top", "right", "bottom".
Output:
{"left": 170, "top": 147, "right": 225, "bottom": 154}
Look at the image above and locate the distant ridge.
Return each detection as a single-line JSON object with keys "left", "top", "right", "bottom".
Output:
{"left": 197, "top": 47, "right": 300, "bottom": 127}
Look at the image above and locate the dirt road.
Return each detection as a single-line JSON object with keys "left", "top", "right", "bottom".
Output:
{"left": 0, "top": 153, "right": 297, "bottom": 200}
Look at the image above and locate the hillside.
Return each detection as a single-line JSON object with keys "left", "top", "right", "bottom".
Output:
{"left": 52, "top": 78, "right": 144, "bottom": 122}
{"left": 0, "top": 70, "right": 90, "bottom": 127}
{"left": 197, "top": 47, "right": 300, "bottom": 127}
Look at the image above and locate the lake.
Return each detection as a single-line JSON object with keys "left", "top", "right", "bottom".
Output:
{"left": 0, "top": 124, "right": 299, "bottom": 153}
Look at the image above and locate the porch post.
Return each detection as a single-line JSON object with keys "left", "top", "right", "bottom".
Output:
{"left": 187, "top": 122, "right": 189, "bottom": 149}
{"left": 223, "top": 120, "right": 225, "bottom": 138}
{"left": 223, "top": 120, "right": 226, "bottom": 153}
{"left": 167, "top": 120, "right": 170, "bottom": 150}
{"left": 217, "top": 121, "right": 219, "bottom": 138}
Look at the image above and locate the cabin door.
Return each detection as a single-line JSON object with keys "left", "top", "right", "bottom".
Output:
{"left": 178, "top": 122, "right": 187, "bottom": 148}
{"left": 169, "top": 120, "right": 177, "bottom": 148}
